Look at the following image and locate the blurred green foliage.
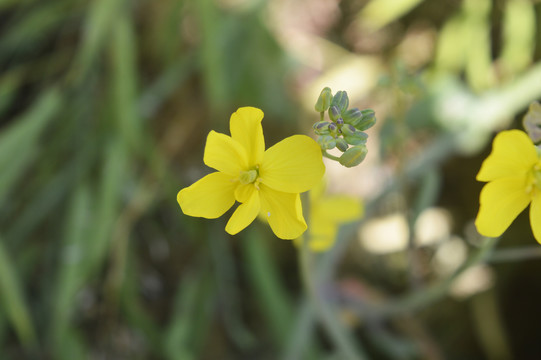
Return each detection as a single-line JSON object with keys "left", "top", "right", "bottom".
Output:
{"left": 1, "top": 0, "right": 541, "bottom": 359}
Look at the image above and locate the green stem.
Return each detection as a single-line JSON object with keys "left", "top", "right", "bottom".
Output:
{"left": 282, "top": 298, "right": 317, "bottom": 360}
{"left": 299, "top": 240, "right": 368, "bottom": 360}
{"left": 489, "top": 245, "right": 541, "bottom": 263}
{"left": 299, "top": 192, "right": 368, "bottom": 360}
{"left": 344, "top": 237, "right": 499, "bottom": 318}
{"left": 322, "top": 150, "right": 340, "bottom": 161}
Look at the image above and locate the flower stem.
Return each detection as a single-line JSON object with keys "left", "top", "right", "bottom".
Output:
{"left": 343, "top": 237, "right": 499, "bottom": 318}
{"left": 322, "top": 150, "right": 340, "bottom": 161}
{"left": 299, "top": 240, "right": 368, "bottom": 360}
{"left": 489, "top": 245, "right": 541, "bottom": 263}
{"left": 299, "top": 192, "right": 368, "bottom": 360}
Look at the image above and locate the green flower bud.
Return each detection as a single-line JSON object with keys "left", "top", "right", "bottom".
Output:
{"left": 317, "top": 135, "right": 336, "bottom": 150}
{"left": 339, "top": 145, "right": 367, "bottom": 167}
{"left": 328, "top": 122, "right": 338, "bottom": 133}
{"left": 331, "top": 90, "right": 349, "bottom": 113}
{"left": 313, "top": 121, "right": 331, "bottom": 135}
{"left": 315, "top": 87, "right": 333, "bottom": 112}
{"left": 329, "top": 106, "right": 341, "bottom": 121}
{"left": 354, "top": 109, "right": 376, "bottom": 131}
{"left": 336, "top": 118, "right": 344, "bottom": 126}
{"left": 335, "top": 138, "right": 349, "bottom": 152}
{"left": 342, "top": 108, "right": 362, "bottom": 126}
{"left": 340, "top": 124, "right": 357, "bottom": 137}
{"left": 344, "top": 132, "right": 368, "bottom": 145}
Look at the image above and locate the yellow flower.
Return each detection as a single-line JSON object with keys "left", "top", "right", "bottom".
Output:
{"left": 177, "top": 107, "right": 325, "bottom": 239}
{"left": 296, "top": 181, "right": 363, "bottom": 251}
{"left": 475, "top": 130, "right": 541, "bottom": 243}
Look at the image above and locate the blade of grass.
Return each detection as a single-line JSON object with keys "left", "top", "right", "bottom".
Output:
{"left": 0, "top": 237, "right": 36, "bottom": 349}
{"left": 119, "top": 246, "right": 163, "bottom": 356}
{"left": 241, "top": 226, "right": 294, "bottom": 348}
{"left": 138, "top": 55, "right": 196, "bottom": 119}
{"left": 0, "top": 88, "right": 62, "bottom": 203}
{"left": 86, "top": 141, "right": 127, "bottom": 275}
{"left": 69, "top": 0, "right": 125, "bottom": 82}
{"left": 0, "top": 1, "right": 72, "bottom": 59}
{"left": 0, "top": 311, "right": 7, "bottom": 347}
{"left": 110, "top": 13, "right": 141, "bottom": 152}
{"left": 164, "top": 274, "right": 200, "bottom": 360}
{"left": 208, "top": 223, "right": 255, "bottom": 350}
{"left": 193, "top": 0, "right": 228, "bottom": 115}
{"left": 6, "top": 161, "right": 77, "bottom": 246}
{"left": 0, "top": 69, "right": 23, "bottom": 117}
{"left": 164, "top": 267, "right": 215, "bottom": 360}
{"left": 0, "top": 0, "right": 38, "bottom": 11}
{"left": 146, "top": 0, "right": 186, "bottom": 66}
{"left": 50, "top": 184, "right": 92, "bottom": 359}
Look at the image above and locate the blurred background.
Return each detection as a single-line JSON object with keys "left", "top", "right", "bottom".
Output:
{"left": 2, "top": 0, "right": 541, "bottom": 359}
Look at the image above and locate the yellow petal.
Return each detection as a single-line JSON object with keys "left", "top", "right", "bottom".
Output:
{"left": 309, "top": 231, "right": 338, "bottom": 252}
{"left": 259, "top": 184, "right": 307, "bottom": 239}
{"left": 530, "top": 190, "right": 541, "bottom": 244}
{"left": 314, "top": 195, "right": 363, "bottom": 223}
{"left": 475, "top": 177, "right": 531, "bottom": 237}
{"left": 230, "top": 107, "right": 265, "bottom": 166}
{"left": 260, "top": 135, "right": 325, "bottom": 193}
{"left": 294, "top": 225, "right": 337, "bottom": 252}
{"left": 177, "top": 172, "right": 236, "bottom": 218}
{"left": 226, "top": 191, "right": 260, "bottom": 235}
{"left": 203, "top": 131, "right": 248, "bottom": 176}
{"left": 234, "top": 183, "right": 256, "bottom": 203}
{"left": 477, "top": 130, "right": 538, "bottom": 182}
{"left": 308, "top": 221, "right": 338, "bottom": 251}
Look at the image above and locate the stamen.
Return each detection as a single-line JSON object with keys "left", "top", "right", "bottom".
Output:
{"left": 254, "top": 177, "right": 262, "bottom": 190}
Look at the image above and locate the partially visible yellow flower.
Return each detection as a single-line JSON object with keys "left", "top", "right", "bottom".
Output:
{"left": 475, "top": 130, "right": 541, "bottom": 243}
{"left": 177, "top": 107, "right": 325, "bottom": 239}
{"left": 296, "top": 181, "right": 363, "bottom": 251}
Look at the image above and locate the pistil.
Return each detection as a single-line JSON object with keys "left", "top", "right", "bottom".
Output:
{"left": 239, "top": 169, "right": 259, "bottom": 185}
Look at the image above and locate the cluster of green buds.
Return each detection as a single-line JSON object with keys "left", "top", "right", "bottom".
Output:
{"left": 313, "top": 87, "right": 376, "bottom": 167}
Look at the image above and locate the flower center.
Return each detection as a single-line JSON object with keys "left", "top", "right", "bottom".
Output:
{"left": 239, "top": 169, "right": 259, "bottom": 185}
